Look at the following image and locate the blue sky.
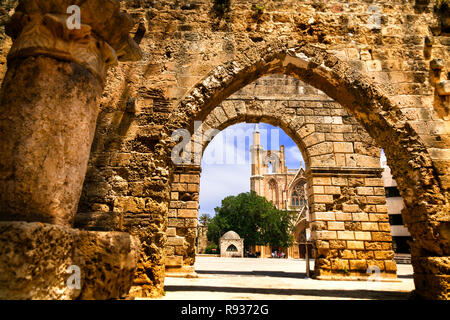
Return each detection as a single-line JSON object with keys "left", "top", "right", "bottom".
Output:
{"left": 198, "top": 122, "right": 387, "bottom": 216}
{"left": 199, "top": 122, "right": 304, "bottom": 216}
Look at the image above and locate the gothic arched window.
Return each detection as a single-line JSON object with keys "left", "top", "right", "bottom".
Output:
{"left": 290, "top": 181, "right": 306, "bottom": 208}
{"left": 268, "top": 179, "right": 278, "bottom": 205}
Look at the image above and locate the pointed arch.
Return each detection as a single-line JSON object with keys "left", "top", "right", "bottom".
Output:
{"left": 171, "top": 43, "right": 448, "bottom": 258}
{"left": 267, "top": 178, "right": 279, "bottom": 206}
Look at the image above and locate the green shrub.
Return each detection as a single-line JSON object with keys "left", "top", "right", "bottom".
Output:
{"left": 205, "top": 243, "right": 220, "bottom": 254}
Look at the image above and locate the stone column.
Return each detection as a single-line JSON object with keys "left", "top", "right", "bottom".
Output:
{"left": 306, "top": 167, "right": 398, "bottom": 281}
{"left": 0, "top": 0, "right": 142, "bottom": 226}
{"left": 166, "top": 165, "right": 201, "bottom": 277}
{"left": 0, "top": 1, "right": 143, "bottom": 299}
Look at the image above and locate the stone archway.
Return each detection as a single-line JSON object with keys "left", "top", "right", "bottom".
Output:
{"left": 169, "top": 101, "right": 393, "bottom": 280}
{"left": 1, "top": 0, "right": 448, "bottom": 301}
{"left": 168, "top": 44, "right": 449, "bottom": 299}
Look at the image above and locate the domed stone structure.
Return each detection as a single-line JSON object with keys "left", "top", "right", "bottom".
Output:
{"left": 219, "top": 231, "right": 244, "bottom": 258}
{"left": 221, "top": 231, "right": 241, "bottom": 240}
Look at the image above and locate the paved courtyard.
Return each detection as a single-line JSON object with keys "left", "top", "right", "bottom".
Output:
{"left": 157, "top": 256, "right": 415, "bottom": 300}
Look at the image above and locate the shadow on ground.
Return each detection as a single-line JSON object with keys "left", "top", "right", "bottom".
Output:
{"left": 197, "top": 270, "right": 414, "bottom": 280}
{"left": 196, "top": 270, "right": 307, "bottom": 279}
{"left": 164, "top": 285, "right": 410, "bottom": 300}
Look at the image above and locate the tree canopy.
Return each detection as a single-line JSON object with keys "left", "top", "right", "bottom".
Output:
{"left": 206, "top": 191, "right": 296, "bottom": 249}
{"left": 198, "top": 213, "right": 212, "bottom": 226}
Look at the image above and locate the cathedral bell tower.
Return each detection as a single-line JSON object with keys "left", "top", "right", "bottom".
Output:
{"left": 250, "top": 124, "right": 264, "bottom": 196}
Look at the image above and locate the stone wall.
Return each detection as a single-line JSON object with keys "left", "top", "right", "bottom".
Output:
{"left": 0, "top": 219, "right": 140, "bottom": 300}
{"left": 160, "top": 72, "right": 392, "bottom": 275}
{"left": 308, "top": 168, "right": 397, "bottom": 278}
{"left": 0, "top": 0, "right": 448, "bottom": 299}
{"left": 80, "top": 0, "right": 449, "bottom": 298}
{"left": 0, "top": 0, "right": 17, "bottom": 82}
{"left": 166, "top": 165, "right": 201, "bottom": 274}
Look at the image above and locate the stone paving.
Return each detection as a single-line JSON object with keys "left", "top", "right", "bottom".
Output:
{"left": 156, "top": 256, "right": 415, "bottom": 300}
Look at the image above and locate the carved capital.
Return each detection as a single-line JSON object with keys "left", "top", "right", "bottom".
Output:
{"left": 6, "top": 0, "right": 142, "bottom": 82}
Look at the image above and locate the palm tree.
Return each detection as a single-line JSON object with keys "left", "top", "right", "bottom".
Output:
{"left": 199, "top": 213, "right": 211, "bottom": 226}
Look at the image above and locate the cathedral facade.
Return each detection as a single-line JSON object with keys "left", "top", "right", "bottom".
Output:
{"left": 250, "top": 126, "right": 311, "bottom": 259}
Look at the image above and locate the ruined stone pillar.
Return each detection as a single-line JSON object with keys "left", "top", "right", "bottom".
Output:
{"left": 0, "top": 1, "right": 143, "bottom": 299}
{"left": 403, "top": 202, "right": 450, "bottom": 300}
{"left": 0, "top": 0, "right": 141, "bottom": 225}
{"left": 165, "top": 165, "right": 201, "bottom": 277}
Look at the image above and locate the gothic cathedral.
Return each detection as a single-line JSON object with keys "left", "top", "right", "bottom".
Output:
{"left": 250, "top": 125, "right": 312, "bottom": 259}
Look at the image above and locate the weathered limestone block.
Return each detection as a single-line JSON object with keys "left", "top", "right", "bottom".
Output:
{"left": 74, "top": 230, "right": 140, "bottom": 300}
{"left": 5, "top": 0, "right": 142, "bottom": 80}
{"left": 0, "top": 221, "right": 75, "bottom": 299}
{"left": 0, "top": 56, "right": 102, "bottom": 225}
{"left": 436, "top": 80, "right": 450, "bottom": 96}
{"left": 411, "top": 254, "right": 450, "bottom": 300}
{"left": 0, "top": 221, "right": 140, "bottom": 300}
{"left": 0, "top": 0, "right": 141, "bottom": 226}
{"left": 123, "top": 213, "right": 167, "bottom": 298}
{"left": 65, "top": 0, "right": 449, "bottom": 299}
{"left": 74, "top": 212, "right": 122, "bottom": 231}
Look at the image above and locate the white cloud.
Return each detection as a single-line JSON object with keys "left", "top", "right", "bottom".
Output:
{"left": 286, "top": 145, "right": 304, "bottom": 168}
{"left": 202, "top": 129, "right": 251, "bottom": 166}
{"left": 199, "top": 124, "right": 253, "bottom": 215}
{"left": 380, "top": 149, "right": 387, "bottom": 166}
{"left": 199, "top": 163, "right": 251, "bottom": 215}
{"left": 199, "top": 123, "right": 304, "bottom": 215}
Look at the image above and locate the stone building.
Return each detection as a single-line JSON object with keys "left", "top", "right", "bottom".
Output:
{"left": 250, "top": 125, "right": 307, "bottom": 211}
{"left": 220, "top": 231, "right": 244, "bottom": 258}
{"left": 250, "top": 124, "right": 309, "bottom": 258}
{"left": 382, "top": 162, "right": 413, "bottom": 255}
{"left": 0, "top": 0, "right": 448, "bottom": 300}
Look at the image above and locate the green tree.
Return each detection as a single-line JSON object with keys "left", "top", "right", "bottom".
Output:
{"left": 206, "top": 213, "right": 227, "bottom": 245}
{"left": 206, "top": 191, "right": 296, "bottom": 249}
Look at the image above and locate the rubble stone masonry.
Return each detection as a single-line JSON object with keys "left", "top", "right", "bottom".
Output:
{"left": 0, "top": 0, "right": 448, "bottom": 299}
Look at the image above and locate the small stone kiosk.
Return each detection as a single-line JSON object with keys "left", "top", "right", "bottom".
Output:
{"left": 220, "top": 231, "right": 244, "bottom": 258}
